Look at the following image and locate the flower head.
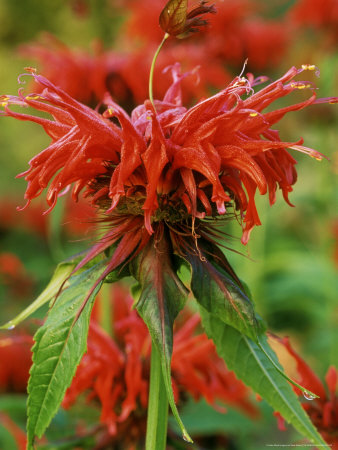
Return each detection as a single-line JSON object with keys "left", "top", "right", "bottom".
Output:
{"left": 1, "top": 64, "right": 336, "bottom": 296}
{"left": 3, "top": 65, "right": 335, "bottom": 237}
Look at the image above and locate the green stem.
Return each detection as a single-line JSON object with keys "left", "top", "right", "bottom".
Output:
{"left": 99, "top": 282, "right": 113, "bottom": 337}
{"left": 145, "top": 343, "right": 169, "bottom": 450}
{"left": 149, "top": 33, "right": 169, "bottom": 107}
{"left": 48, "top": 196, "right": 66, "bottom": 263}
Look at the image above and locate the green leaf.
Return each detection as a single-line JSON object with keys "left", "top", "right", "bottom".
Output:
{"left": 200, "top": 309, "right": 329, "bottom": 449}
{"left": 185, "top": 245, "right": 264, "bottom": 342}
{"left": 27, "top": 261, "right": 107, "bottom": 449}
{"left": 130, "top": 236, "right": 192, "bottom": 443}
{"left": 0, "top": 261, "right": 76, "bottom": 330}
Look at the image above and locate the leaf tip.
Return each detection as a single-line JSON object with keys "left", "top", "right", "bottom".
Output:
{"left": 182, "top": 431, "right": 193, "bottom": 443}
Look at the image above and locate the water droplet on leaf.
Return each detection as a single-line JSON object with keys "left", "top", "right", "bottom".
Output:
{"left": 6, "top": 322, "right": 15, "bottom": 330}
{"left": 303, "top": 391, "right": 316, "bottom": 400}
{"left": 182, "top": 432, "right": 192, "bottom": 443}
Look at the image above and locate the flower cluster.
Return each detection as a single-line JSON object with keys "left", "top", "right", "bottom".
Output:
{"left": 62, "top": 285, "right": 258, "bottom": 447}
{"left": 1, "top": 63, "right": 336, "bottom": 303}
{"left": 2, "top": 65, "right": 333, "bottom": 243}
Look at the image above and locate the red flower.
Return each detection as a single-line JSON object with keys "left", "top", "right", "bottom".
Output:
{"left": 2, "top": 65, "right": 334, "bottom": 246}
{"left": 62, "top": 285, "right": 258, "bottom": 447}
{"left": 0, "top": 197, "right": 48, "bottom": 238}
{"left": 273, "top": 336, "right": 338, "bottom": 448}
{"left": 237, "top": 20, "right": 290, "bottom": 71}
{"left": 289, "top": 0, "right": 338, "bottom": 31}
{"left": 19, "top": 34, "right": 132, "bottom": 107}
{"left": 1, "top": 64, "right": 336, "bottom": 305}
{"left": 0, "top": 252, "right": 34, "bottom": 299}
{"left": 0, "top": 333, "right": 33, "bottom": 393}
{"left": 20, "top": 35, "right": 231, "bottom": 109}
{"left": 122, "top": 0, "right": 289, "bottom": 71}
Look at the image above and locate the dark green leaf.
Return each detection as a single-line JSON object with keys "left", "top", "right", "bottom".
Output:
{"left": 27, "top": 261, "right": 107, "bottom": 449}
{"left": 130, "top": 236, "right": 192, "bottom": 442}
{"left": 185, "top": 246, "right": 264, "bottom": 342}
{"left": 200, "top": 309, "right": 329, "bottom": 449}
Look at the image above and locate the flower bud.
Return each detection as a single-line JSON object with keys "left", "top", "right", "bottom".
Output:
{"left": 159, "top": 0, "right": 216, "bottom": 38}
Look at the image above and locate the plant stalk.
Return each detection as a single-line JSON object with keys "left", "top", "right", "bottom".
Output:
{"left": 145, "top": 343, "right": 169, "bottom": 450}
{"left": 149, "top": 33, "right": 169, "bottom": 107}
{"left": 99, "top": 282, "right": 113, "bottom": 337}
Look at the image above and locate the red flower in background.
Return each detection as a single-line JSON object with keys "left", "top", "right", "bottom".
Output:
{"left": 0, "top": 252, "right": 34, "bottom": 299}
{"left": 237, "top": 20, "right": 289, "bottom": 71}
{"left": 289, "top": 0, "right": 338, "bottom": 32}
{"left": 273, "top": 336, "right": 338, "bottom": 449}
{"left": 0, "top": 334, "right": 33, "bottom": 393}
{"left": 122, "top": 0, "right": 289, "bottom": 71}
{"left": 63, "top": 285, "right": 258, "bottom": 448}
{"left": 19, "top": 0, "right": 292, "bottom": 112}
{"left": 19, "top": 35, "right": 231, "bottom": 108}
{"left": 0, "top": 198, "right": 48, "bottom": 238}
{"left": 19, "top": 34, "right": 133, "bottom": 108}
{"left": 0, "top": 195, "right": 95, "bottom": 240}
{"left": 0, "top": 413, "right": 26, "bottom": 450}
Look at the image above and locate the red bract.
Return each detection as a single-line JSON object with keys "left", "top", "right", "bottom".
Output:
{"left": 63, "top": 285, "right": 258, "bottom": 447}
{"left": 0, "top": 334, "right": 33, "bottom": 393}
{"left": 274, "top": 337, "right": 338, "bottom": 448}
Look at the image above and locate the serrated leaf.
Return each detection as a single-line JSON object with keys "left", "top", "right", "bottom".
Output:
{"left": 27, "top": 261, "right": 107, "bottom": 449}
{"left": 185, "top": 246, "right": 264, "bottom": 342}
{"left": 130, "top": 236, "right": 192, "bottom": 442}
{"left": 200, "top": 309, "right": 329, "bottom": 449}
{"left": 0, "top": 261, "right": 75, "bottom": 330}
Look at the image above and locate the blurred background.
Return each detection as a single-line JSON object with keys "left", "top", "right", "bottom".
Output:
{"left": 0, "top": 0, "right": 337, "bottom": 448}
